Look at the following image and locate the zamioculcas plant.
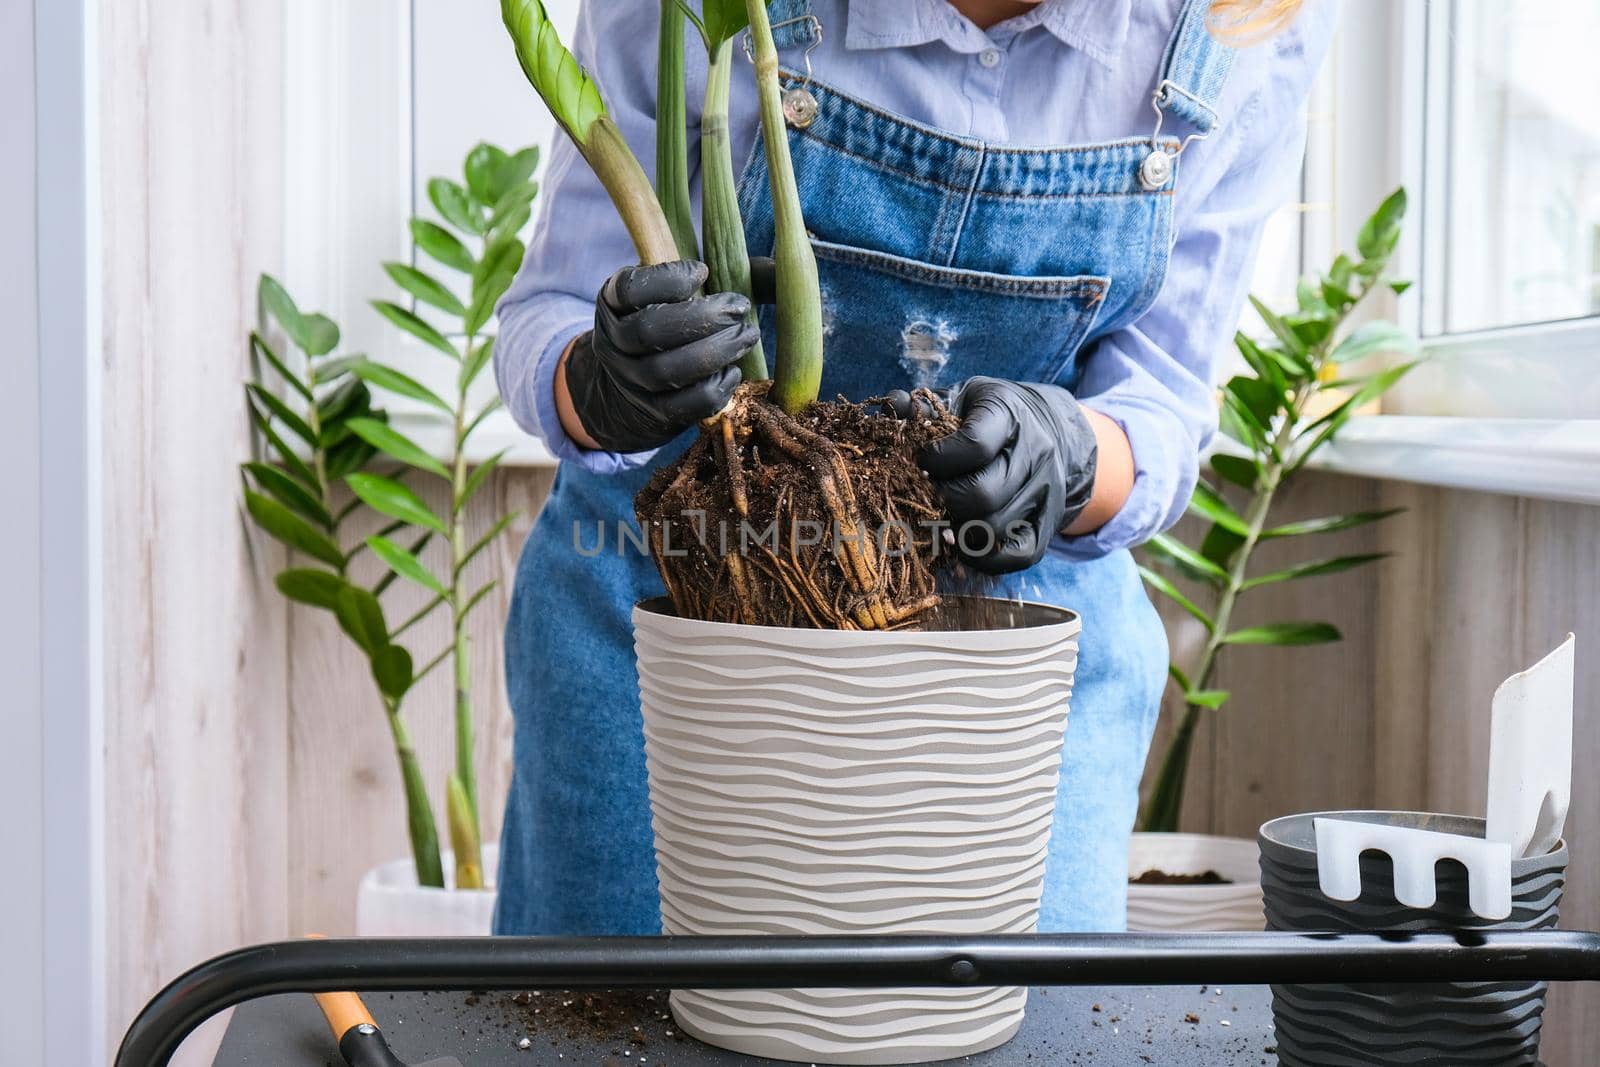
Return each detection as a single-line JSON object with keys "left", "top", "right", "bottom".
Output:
{"left": 1138, "top": 188, "right": 1419, "bottom": 833}
{"left": 242, "top": 276, "right": 444, "bottom": 887}
{"left": 655, "top": 0, "right": 699, "bottom": 262}
{"left": 501, "top": 1, "right": 953, "bottom": 630}
{"left": 352, "top": 140, "right": 541, "bottom": 889}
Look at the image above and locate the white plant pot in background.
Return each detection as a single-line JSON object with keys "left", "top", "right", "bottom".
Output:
{"left": 355, "top": 845, "right": 499, "bottom": 937}
{"left": 633, "top": 596, "right": 1080, "bottom": 1066}
{"left": 1125, "top": 832, "right": 1263, "bottom": 932}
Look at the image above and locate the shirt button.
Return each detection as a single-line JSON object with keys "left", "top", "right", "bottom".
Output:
{"left": 978, "top": 48, "right": 1002, "bottom": 68}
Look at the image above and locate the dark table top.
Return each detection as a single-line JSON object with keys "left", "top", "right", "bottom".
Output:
{"left": 214, "top": 983, "right": 1281, "bottom": 1066}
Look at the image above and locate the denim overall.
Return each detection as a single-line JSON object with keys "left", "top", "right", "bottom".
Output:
{"left": 495, "top": 0, "right": 1234, "bottom": 936}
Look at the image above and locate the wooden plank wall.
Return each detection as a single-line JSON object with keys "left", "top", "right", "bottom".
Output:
{"left": 98, "top": 0, "right": 290, "bottom": 1060}
{"left": 1144, "top": 471, "right": 1599, "bottom": 1064}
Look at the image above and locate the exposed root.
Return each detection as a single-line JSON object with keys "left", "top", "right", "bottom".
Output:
{"left": 635, "top": 381, "right": 958, "bottom": 630}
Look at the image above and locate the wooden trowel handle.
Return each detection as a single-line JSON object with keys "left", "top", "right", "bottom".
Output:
{"left": 314, "top": 989, "right": 378, "bottom": 1040}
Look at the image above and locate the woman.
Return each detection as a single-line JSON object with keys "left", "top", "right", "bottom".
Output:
{"left": 493, "top": 0, "right": 1332, "bottom": 935}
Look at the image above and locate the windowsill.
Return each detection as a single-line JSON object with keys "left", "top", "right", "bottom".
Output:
{"left": 1308, "top": 415, "right": 1600, "bottom": 506}
{"left": 389, "top": 405, "right": 557, "bottom": 468}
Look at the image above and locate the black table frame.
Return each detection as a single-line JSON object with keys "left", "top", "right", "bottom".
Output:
{"left": 117, "top": 930, "right": 1600, "bottom": 1067}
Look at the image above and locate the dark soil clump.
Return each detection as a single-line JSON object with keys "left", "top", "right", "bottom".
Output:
{"left": 636, "top": 382, "right": 958, "bottom": 629}
{"left": 499, "top": 988, "right": 681, "bottom": 1046}
{"left": 1130, "top": 869, "right": 1232, "bottom": 886}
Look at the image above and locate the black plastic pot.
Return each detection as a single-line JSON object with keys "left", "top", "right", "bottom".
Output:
{"left": 1258, "top": 811, "right": 1567, "bottom": 1067}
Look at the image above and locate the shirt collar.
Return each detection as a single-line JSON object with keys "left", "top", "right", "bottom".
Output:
{"left": 845, "top": 0, "right": 1130, "bottom": 68}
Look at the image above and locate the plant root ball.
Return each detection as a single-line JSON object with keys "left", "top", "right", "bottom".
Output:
{"left": 634, "top": 381, "right": 959, "bottom": 630}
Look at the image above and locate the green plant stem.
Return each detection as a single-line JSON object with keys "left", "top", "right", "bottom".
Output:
{"left": 655, "top": 0, "right": 698, "bottom": 260}
{"left": 703, "top": 37, "right": 767, "bottom": 383}
{"left": 447, "top": 336, "right": 485, "bottom": 890}
{"left": 387, "top": 699, "right": 444, "bottom": 887}
{"left": 587, "top": 117, "right": 682, "bottom": 266}
{"left": 744, "top": 0, "right": 823, "bottom": 412}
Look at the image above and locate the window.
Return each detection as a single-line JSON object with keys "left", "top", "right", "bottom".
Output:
{"left": 1423, "top": 0, "right": 1600, "bottom": 337}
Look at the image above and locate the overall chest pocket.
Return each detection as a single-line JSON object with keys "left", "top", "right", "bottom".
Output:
{"left": 808, "top": 238, "right": 1110, "bottom": 397}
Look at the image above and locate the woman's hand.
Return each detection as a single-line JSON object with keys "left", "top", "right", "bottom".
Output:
{"left": 557, "top": 260, "right": 760, "bottom": 453}
{"left": 892, "top": 377, "right": 1132, "bottom": 573}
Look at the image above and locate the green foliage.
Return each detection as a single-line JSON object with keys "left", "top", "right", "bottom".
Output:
{"left": 500, "top": 0, "right": 607, "bottom": 143}
{"left": 238, "top": 141, "right": 537, "bottom": 888}
{"left": 1138, "top": 189, "right": 1422, "bottom": 833}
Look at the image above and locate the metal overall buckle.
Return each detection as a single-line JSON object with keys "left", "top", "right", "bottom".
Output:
{"left": 742, "top": 15, "right": 824, "bottom": 129}
{"left": 1139, "top": 79, "right": 1220, "bottom": 191}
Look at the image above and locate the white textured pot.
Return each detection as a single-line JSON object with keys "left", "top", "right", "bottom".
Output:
{"left": 355, "top": 845, "right": 499, "bottom": 937}
{"left": 1125, "top": 832, "right": 1263, "bottom": 932}
{"left": 633, "top": 596, "right": 1080, "bottom": 1065}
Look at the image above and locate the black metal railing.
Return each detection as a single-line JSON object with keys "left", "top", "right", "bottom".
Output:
{"left": 116, "top": 930, "right": 1600, "bottom": 1067}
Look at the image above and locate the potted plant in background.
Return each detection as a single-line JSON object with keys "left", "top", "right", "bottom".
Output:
{"left": 1128, "top": 188, "right": 1420, "bottom": 932}
{"left": 241, "top": 140, "right": 539, "bottom": 935}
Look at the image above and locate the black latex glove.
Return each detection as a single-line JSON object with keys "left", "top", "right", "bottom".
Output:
{"left": 889, "top": 377, "right": 1099, "bottom": 574}
{"left": 565, "top": 260, "right": 762, "bottom": 453}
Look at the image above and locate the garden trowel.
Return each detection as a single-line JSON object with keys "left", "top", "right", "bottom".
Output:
{"left": 314, "top": 989, "right": 464, "bottom": 1067}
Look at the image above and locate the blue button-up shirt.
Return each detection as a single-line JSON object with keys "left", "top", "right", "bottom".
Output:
{"left": 495, "top": 0, "right": 1335, "bottom": 557}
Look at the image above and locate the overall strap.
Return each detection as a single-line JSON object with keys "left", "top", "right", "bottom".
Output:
{"left": 768, "top": 0, "right": 823, "bottom": 50}
{"left": 1155, "top": 0, "right": 1236, "bottom": 138}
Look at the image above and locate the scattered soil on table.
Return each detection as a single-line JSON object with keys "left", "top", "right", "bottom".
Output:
{"left": 636, "top": 383, "right": 959, "bottom": 630}
{"left": 1130, "top": 868, "right": 1232, "bottom": 886}
{"left": 492, "top": 988, "right": 684, "bottom": 1050}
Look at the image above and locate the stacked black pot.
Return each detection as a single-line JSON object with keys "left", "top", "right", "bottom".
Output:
{"left": 1257, "top": 811, "right": 1567, "bottom": 1067}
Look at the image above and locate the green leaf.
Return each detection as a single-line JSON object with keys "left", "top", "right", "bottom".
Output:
{"left": 1185, "top": 689, "right": 1231, "bottom": 710}
{"left": 250, "top": 407, "right": 320, "bottom": 491}
{"left": 491, "top": 146, "right": 541, "bottom": 202}
{"left": 1138, "top": 565, "right": 1214, "bottom": 632}
{"left": 1357, "top": 187, "right": 1407, "bottom": 261}
{"left": 373, "top": 528, "right": 433, "bottom": 597}
{"left": 464, "top": 142, "right": 510, "bottom": 205}
{"left": 1250, "top": 295, "right": 1308, "bottom": 361}
{"left": 1145, "top": 532, "right": 1229, "bottom": 586}
{"left": 411, "top": 219, "right": 475, "bottom": 273}
{"left": 346, "top": 416, "right": 451, "bottom": 479}
{"left": 1329, "top": 254, "right": 1356, "bottom": 290}
{"left": 428, "top": 177, "right": 483, "bottom": 234}
{"left": 324, "top": 434, "right": 379, "bottom": 481}
{"left": 335, "top": 584, "right": 389, "bottom": 656}
{"left": 1208, "top": 453, "right": 1259, "bottom": 491}
{"left": 1224, "top": 374, "right": 1282, "bottom": 438}
{"left": 457, "top": 511, "right": 518, "bottom": 576}
{"left": 274, "top": 568, "right": 348, "bottom": 611}
{"left": 250, "top": 332, "right": 314, "bottom": 404}
{"left": 702, "top": 0, "right": 756, "bottom": 45}
{"left": 459, "top": 447, "right": 509, "bottom": 507}
{"left": 244, "top": 490, "right": 345, "bottom": 567}
{"left": 316, "top": 376, "right": 376, "bottom": 434}
{"left": 467, "top": 239, "right": 521, "bottom": 335}
{"left": 1168, "top": 663, "right": 1192, "bottom": 694}
{"left": 1288, "top": 314, "right": 1334, "bottom": 350}
{"left": 1243, "top": 553, "right": 1390, "bottom": 590}
{"left": 1320, "top": 279, "right": 1356, "bottom": 310}
{"left": 244, "top": 462, "right": 332, "bottom": 529}
{"left": 460, "top": 580, "right": 498, "bottom": 622}
{"left": 1188, "top": 482, "right": 1248, "bottom": 536}
{"left": 1294, "top": 361, "right": 1419, "bottom": 465}
{"left": 258, "top": 274, "right": 300, "bottom": 336}
{"left": 1224, "top": 621, "right": 1342, "bottom": 646}
{"left": 385, "top": 262, "right": 466, "bottom": 317}
{"left": 246, "top": 384, "right": 317, "bottom": 447}
{"left": 460, "top": 337, "right": 496, "bottom": 392}
{"left": 501, "top": 0, "right": 609, "bottom": 143}
{"left": 346, "top": 473, "right": 448, "bottom": 534}
{"left": 1199, "top": 523, "right": 1246, "bottom": 570}
{"left": 299, "top": 313, "right": 340, "bottom": 357}
{"left": 1331, "top": 320, "right": 1417, "bottom": 364}
{"left": 347, "top": 359, "right": 453, "bottom": 414}
{"left": 1261, "top": 507, "right": 1404, "bottom": 539}
{"left": 367, "top": 534, "right": 449, "bottom": 596}
{"left": 371, "top": 644, "right": 415, "bottom": 702}
{"left": 372, "top": 300, "right": 460, "bottom": 360}
{"left": 487, "top": 183, "right": 538, "bottom": 238}
{"left": 1388, "top": 278, "right": 1414, "bottom": 296}
{"left": 460, "top": 396, "right": 503, "bottom": 444}
{"left": 1234, "top": 333, "right": 1286, "bottom": 393}
{"left": 1295, "top": 276, "right": 1326, "bottom": 314}
{"left": 312, "top": 353, "right": 369, "bottom": 385}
